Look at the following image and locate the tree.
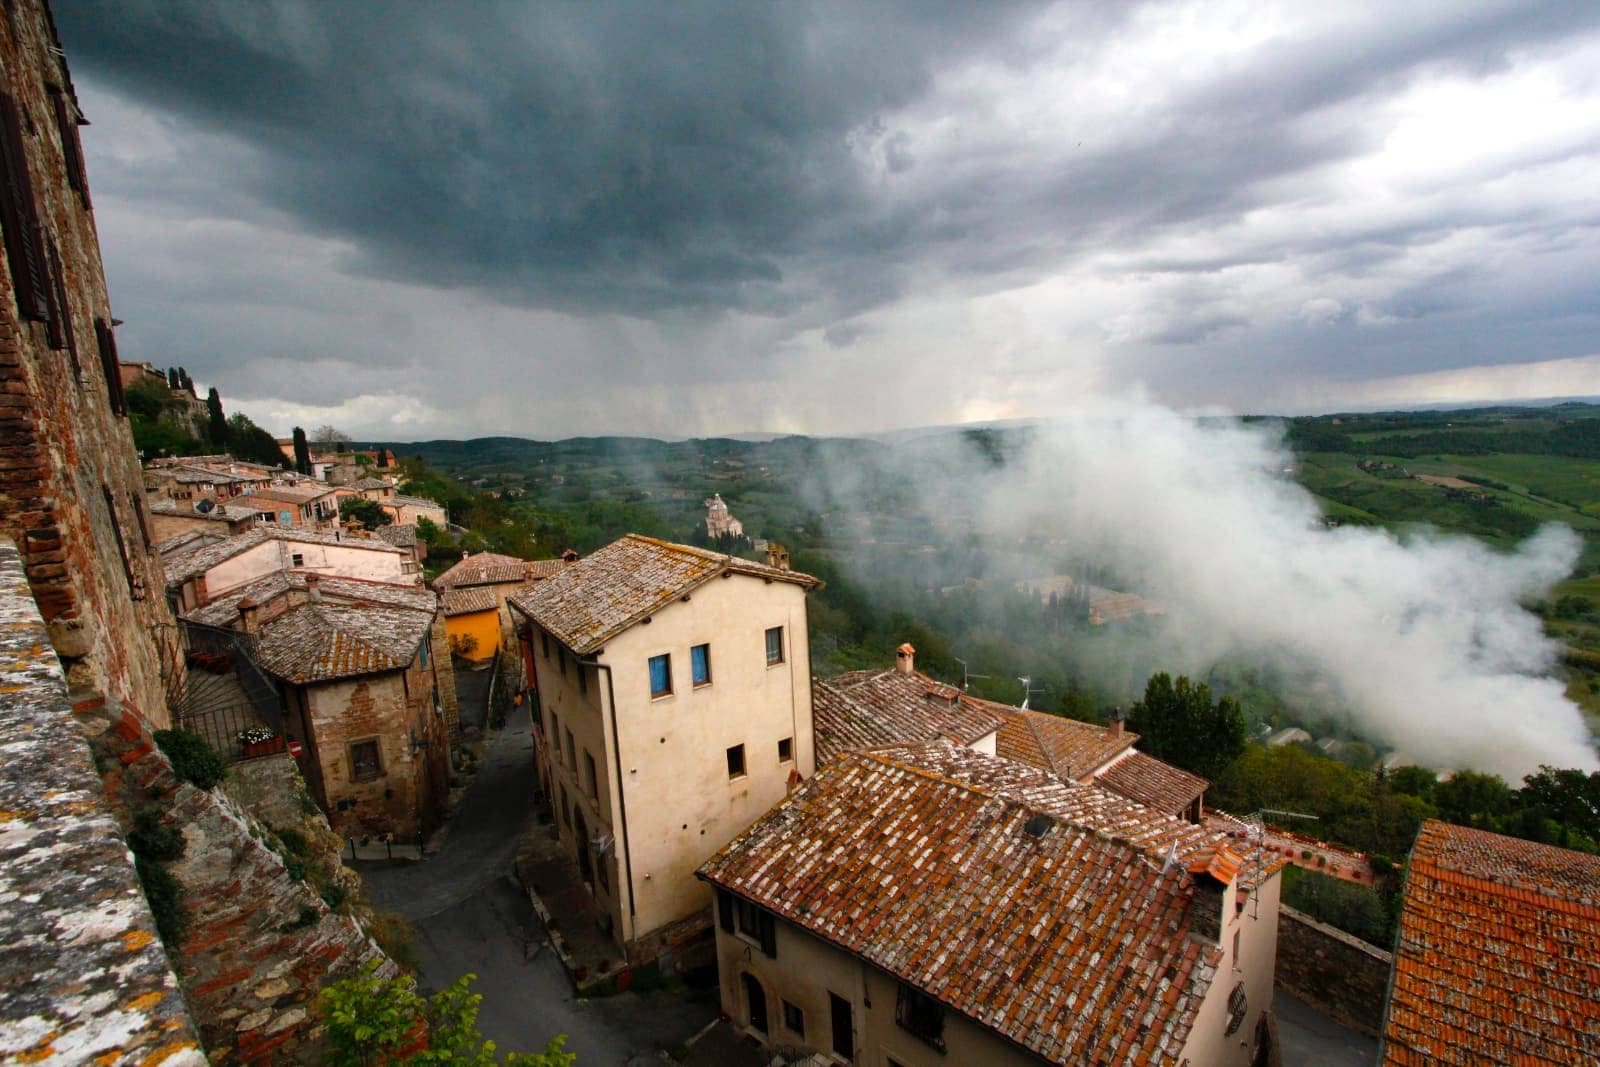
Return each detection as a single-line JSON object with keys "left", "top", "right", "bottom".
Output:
{"left": 166, "top": 366, "right": 179, "bottom": 389}
{"left": 415, "top": 517, "right": 444, "bottom": 545}
{"left": 1127, "top": 672, "right": 1246, "bottom": 780}
{"left": 205, "top": 387, "right": 227, "bottom": 446}
{"left": 317, "top": 964, "right": 573, "bottom": 1067}
{"left": 1520, "top": 767, "right": 1600, "bottom": 849}
{"left": 177, "top": 366, "right": 192, "bottom": 393}
{"left": 341, "top": 496, "right": 392, "bottom": 529}
{"left": 293, "top": 426, "right": 312, "bottom": 475}
{"left": 227, "top": 413, "right": 290, "bottom": 468}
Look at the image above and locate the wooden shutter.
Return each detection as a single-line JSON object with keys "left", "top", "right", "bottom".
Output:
{"left": 716, "top": 889, "right": 734, "bottom": 933}
{"left": 44, "top": 232, "right": 76, "bottom": 370}
{"left": 95, "top": 318, "right": 126, "bottom": 416}
{"left": 129, "top": 492, "right": 151, "bottom": 549}
{"left": 0, "top": 90, "right": 51, "bottom": 321}
{"left": 758, "top": 909, "right": 776, "bottom": 957}
{"left": 49, "top": 90, "right": 89, "bottom": 206}
{"left": 101, "top": 484, "right": 144, "bottom": 601}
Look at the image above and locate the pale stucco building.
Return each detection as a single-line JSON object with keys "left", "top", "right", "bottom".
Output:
{"left": 700, "top": 740, "right": 1283, "bottom": 1067}
{"left": 508, "top": 534, "right": 819, "bottom": 961}
{"left": 163, "top": 526, "right": 413, "bottom": 615}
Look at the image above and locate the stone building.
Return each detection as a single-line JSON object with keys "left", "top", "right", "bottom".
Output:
{"left": 0, "top": 0, "right": 178, "bottom": 726}
{"left": 704, "top": 492, "right": 743, "bottom": 538}
{"left": 434, "top": 549, "right": 571, "bottom": 658}
{"left": 163, "top": 525, "right": 413, "bottom": 614}
{"left": 700, "top": 741, "right": 1283, "bottom": 1067}
{"left": 508, "top": 534, "right": 820, "bottom": 961}
{"left": 381, "top": 491, "right": 447, "bottom": 526}
{"left": 148, "top": 497, "right": 265, "bottom": 539}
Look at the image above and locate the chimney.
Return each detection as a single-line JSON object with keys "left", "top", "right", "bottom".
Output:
{"left": 896, "top": 642, "right": 916, "bottom": 675}
{"left": 561, "top": 549, "right": 579, "bottom": 564}
{"left": 305, "top": 572, "right": 322, "bottom": 604}
{"left": 1109, "top": 705, "right": 1125, "bottom": 738}
{"left": 765, "top": 543, "right": 790, "bottom": 571}
{"left": 236, "top": 597, "right": 260, "bottom": 635}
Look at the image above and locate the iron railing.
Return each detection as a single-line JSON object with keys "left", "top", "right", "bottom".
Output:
{"left": 176, "top": 619, "right": 286, "bottom": 762}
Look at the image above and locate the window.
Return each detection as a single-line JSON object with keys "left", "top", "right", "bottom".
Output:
{"left": 50, "top": 88, "right": 89, "bottom": 205}
{"left": 691, "top": 643, "right": 711, "bottom": 687}
{"left": 565, "top": 729, "right": 576, "bottom": 771}
{"left": 558, "top": 652, "right": 567, "bottom": 678}
{"left": 349, "top": 739, "right": 383, "bottom": 781}
{"left": 733, "top": 896, "right": 776, "bottom": 957}
{"left": 829, "top": 994, "right": 854, "bottom": 1060}
{"left": 736, "top": 898, "right": 762, "bottom": 940}
{"left": 577, "top": 662, "right": 588, "bottom": 695}
{"left": 895, "top": 985, "right": 946, "bottom": 1051}
{"left": 782, "top": 1000, "right": 804, "bottom": 1037}
{"left": 540, "top": 631, "right": 550, "bottom": 658}
{"left": 101, "top": 486, "right": 143, "bottom": 601}
{"left": 649, "top": 653, "right": 672, "bottom": 698}
{"left": 764, "top": 626, "right": 784, "bottom": 665}
{"left": 584, "top": 750, "right": 598, "bottom": 800}
{"left": 0, "top": 89, "right": 51, "bottom": 323}
{"left": 1233, "top": 928, "right": 1241, "bottom": 969}
{"left": 100, "top": 321, "right": 130, "bottom": 414}
{"left": 777, "top": 737, "right": 793, "bottom": 763}
{"left": 726, "top": 743, "right": 746, "bottom": 779}
{"left": 551, "top": 713, "right": 560, "bottom": 751}
{"left": 291, "top": 553, "right": 305, "bottom": 566}
{"left": 418, "top": 638, "right": 428, "bottom": 667}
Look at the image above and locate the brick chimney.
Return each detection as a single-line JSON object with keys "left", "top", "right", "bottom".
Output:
{"left": 896, "top": 642, "right": 915, "bottom": 675}
{"left": 765, "top": 543, "right": 790, "bottom": 571}
{"left": 305, "top": 572, "right": 322, "bottom": 604}
{"left": 1109, "top": 705, "right": 1125, "bottom": 738}
{"left": 236, "top": 597, "right": 260, "bottom": 635}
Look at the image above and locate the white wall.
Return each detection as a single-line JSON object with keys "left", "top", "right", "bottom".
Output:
{"left": 201, "top": 539, "right": 406, "bottom": 600}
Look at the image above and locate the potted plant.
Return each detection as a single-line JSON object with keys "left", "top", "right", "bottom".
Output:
{"left": 239, "top": 726, "right": 284, "bottom": 759}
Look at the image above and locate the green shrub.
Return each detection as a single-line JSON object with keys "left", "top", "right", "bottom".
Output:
{"left": 135, "top": 855, "right": 189, "bottom": 948}
{"left": 153, "top": 728, "right": 227, "bottom": 790}
{"left": 364, "top": 911, "right": 421, "bottom": 974}
{"left": 276, "top": 826, "right": 311, "bottom": 857}
{"left": 321, "top": 881, "right": 350, "bottom": 913}
{"left": 127, "top": 808, "right": 185, "bottom": 863}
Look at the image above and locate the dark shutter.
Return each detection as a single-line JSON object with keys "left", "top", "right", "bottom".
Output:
{"left": 716, "top": 889, "right": 734, "bottom": 933}
{"left": 758, "top": 910, "right": 776, "bottom": 958}
{"left": 129, "top": 492, "right": 151, "bottom": 549}
{"left": 101, "top": 484, "right": 144, "bottom": 601}
{"left": 95, "top": 318, "right": 125, "bottom": 416}
{"left": 49, "top": 90, "right": 89, "bottom": 206}
{"left": 44, "top": 232, "right": 76, "bottom": 370}
{"left": 0, "top": 90, "right": 51, "bottom": 321}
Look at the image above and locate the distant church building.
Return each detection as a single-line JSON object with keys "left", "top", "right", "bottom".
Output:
{"left": 704, "top": 493, "right": 743, "bottom": 539}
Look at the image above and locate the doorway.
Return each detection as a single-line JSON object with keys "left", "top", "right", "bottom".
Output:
{"left": 742, "top": 972, "right": 768, "bottom": 1034}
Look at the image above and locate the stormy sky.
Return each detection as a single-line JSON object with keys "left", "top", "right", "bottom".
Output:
{"left": 55, "top": 1, "right": 1600, "bottom": 441}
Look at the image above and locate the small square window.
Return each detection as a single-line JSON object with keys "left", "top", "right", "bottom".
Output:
{"left": 778, "top": 737, "right": 793, "bottom": 763}
{"left": 764, "top": 626, "right": 784, "bottom": 665}
{"left": 348, "top": 739, "right": 382, "bottom": 781}
{"left": 291, "top": 552, "right": 305, "bottom": 566}
{"left": 691, "top": 643, "right": 711, "bottom": 687}
{"left": 727, "top": 743, "right": 746, "bottom": 779}
{"left": 649, "top": 653, "right": 672, "bottom": 698}
{"left": 782, "top": 1000, "right": 804, "bottom": 1036}
{"left": 736, "top": 897, "right": 763, "bottom": 939}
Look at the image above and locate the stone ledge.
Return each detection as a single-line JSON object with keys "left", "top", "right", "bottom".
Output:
{"left": 0, "top": 536, "right": 206, "bottom": 1065}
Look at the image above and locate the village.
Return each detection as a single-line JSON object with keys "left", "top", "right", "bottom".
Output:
{"left": 2, "top": 2, "right": 1599, "bottom": 1065}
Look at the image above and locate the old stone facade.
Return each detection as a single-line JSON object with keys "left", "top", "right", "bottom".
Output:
{"left": 0, "top": 0, "right": 178, "bottom": 728}
{"left": 1275, "top": 906, "right": 1392, "bottom": 1038}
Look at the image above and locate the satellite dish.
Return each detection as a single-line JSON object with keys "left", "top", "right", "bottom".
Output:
{"left": 195, "top": 498, "right": 216, "bottom": 514}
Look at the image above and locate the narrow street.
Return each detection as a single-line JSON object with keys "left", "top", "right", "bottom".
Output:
{"left": 359, "top": 692, "right": 715, "bottom": 1065}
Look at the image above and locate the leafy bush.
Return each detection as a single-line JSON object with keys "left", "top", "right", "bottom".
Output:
{"left": 1284, "top": 868, "right": 1394, "bottom": 947}
{"left": 135, "top": 855, "right": 189, "bottom": 948}
{"left": 364, "top": 911, "right": 421, "bottom": 974}
{"left": 154, "top": 728, "right": 227, "bottom": 790}
{"left": 127, "top": 808, "right": 185, "bottom": 863}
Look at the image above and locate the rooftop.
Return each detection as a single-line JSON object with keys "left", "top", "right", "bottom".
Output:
{"left": 510, "top": 534, "right": 817, "bottom": 655}
{"left": 185, "top": 570, "right": 436, "bottom": 629}
{"left": 374, "top": 523, "right": 417, "bottom": 548}
{"left": 812, "top": 668, "right": 1004, "bottom": 763}
{"left": 235, "top": 483, "right": 335, "bottom": 504}
{"left": 992, "top": 705, "right": 1139, "bottom": 780}
{"left": 434, "top": 551, "right": 540, "bottom": 589}
{"left": 255, "top": 601, "right": 434, "bottom": 684}
{"left": 700, "top": 742, "right": 1241, "bottom": 1066}
{"left": 1093, "top": 751, "right": 1209, "bottom": 818}
{"left": 1382, "top": 820, "right": 1600, "bottom": 1065}
{"left": 164, "top": 527, "right": 403, "bottom": 587}
{"left": 387, "top": 493, "right": 442, "bottom": 509}
{"left": 149, "top": 499, "right": 263, "bottom": 522}
{"left": 441, "top": 586, "right": 499, "bottom": 617}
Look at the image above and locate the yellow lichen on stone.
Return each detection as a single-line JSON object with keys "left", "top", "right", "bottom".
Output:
{"left": 16, "top": 1036, "right": 58, "bottom": 1063}
{"left": 122, "top": 929, "right": 156, "bottom": 952}
{"left": 126, "top": 991, "right": 165, "bottom": 1013}
{"left": 140, "top": 1040, "right": 206, "bottom": 1065}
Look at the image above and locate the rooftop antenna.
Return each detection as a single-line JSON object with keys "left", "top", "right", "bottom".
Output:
{"left": 954, "top": 657, "right": 989, "bottom": 692}
{"left": 1016, "top": 676, "right": 1046, "bottom": 711}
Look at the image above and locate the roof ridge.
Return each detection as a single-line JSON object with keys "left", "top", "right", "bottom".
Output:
{"left": 1019, "top": 710, "right": 1067, "bottom": 779}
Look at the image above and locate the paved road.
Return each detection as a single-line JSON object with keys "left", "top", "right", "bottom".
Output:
{"left": 456, "top": 661, "right": 493, "bottom": 734}
{"left": 1277, "top": 990, "right": 1379, "bottom": 1067}
{"left": 361, "top": 706, "right": 714, "bottom": 1064}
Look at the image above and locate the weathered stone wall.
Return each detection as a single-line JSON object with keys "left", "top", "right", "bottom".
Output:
{"left": 0, "top": 0, "right": 178, "bottom": 727}
{"left": 0, "top": 537, "right": 205, "bottom": 1065}
{"left": 431, "top": 610, "right": 461, "bottom": 749}
{"left": 79, "top": 684, "right": 399, "bottom": 1064}
{"left": 1274, "top": 905, "right": 1393, "bottom": 1037}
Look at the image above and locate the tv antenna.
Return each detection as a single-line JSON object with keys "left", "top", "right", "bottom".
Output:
{"left": 1016, "top": 676, "right": 1047, "bottom": 711}
{"left": 1239, "top": 807, "right": 1317, "bottom": 919}
{"left": 954, "top": 657, "right": 989, "bottom": 692}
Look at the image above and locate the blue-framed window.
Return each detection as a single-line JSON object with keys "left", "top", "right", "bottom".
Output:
{"left": 691, "top": 643, "right": 711, "bottom": 687}
{"left": 649, "top": 653, "right": 672, "bottom": 698}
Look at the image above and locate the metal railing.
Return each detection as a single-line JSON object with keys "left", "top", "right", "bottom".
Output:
{"left": 176, "top": 619, "right": 286, "bottom": 762}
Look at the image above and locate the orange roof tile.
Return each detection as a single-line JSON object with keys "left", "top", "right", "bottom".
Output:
{"left": 441, "top": 586, "right": 498, "bottom": 617}
{"left": 508, "top": 534, "right": 817, "bottom": 655}
{"left": 433, "top": 552, "right": 533, "bottom": 589}
{"left": 812, "top": 668, "right": 1003, "bottom": 763}
{"left": 1094, "top": 752, "right": 1209, "bottom": 818}
{"left": 1382, "top": 820, "right": 1600, "bottom": 1065}
{"left": 700, "top": 742, "right": 1234, "bottom": 1066}
{"left": 255, "top": 602, "right": 432, "bottom": 684}
{"left": 992, "top": 705, "right": 1139, "bottom": 780}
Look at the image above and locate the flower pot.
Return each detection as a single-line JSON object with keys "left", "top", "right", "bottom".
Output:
{"left": 241, "top": 737, "right": 286, "bottom": 759}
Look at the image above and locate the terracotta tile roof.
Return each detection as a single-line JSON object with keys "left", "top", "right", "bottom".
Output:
{"left": 1383, "top": 820, "right": 1600, "bottom": 1066}
{"left": 509, "top": 534, "right": 818, "bottom": 655}
{"left": 991, "top": 706, "right": 1139, "bottom": 780}
{"left": 434, "top": 552, "right": 535, "bottom": 589}
{"left": 236, "top": 483, "right": 334, "bottom": 504}
{"left": 387, "top": 494, "right": 442, "bottom": 509}
{"left": 163, "top": 527, "right": 403, "bottom": 587}
{"left": 1094, "top": 752, "right": 1209, "bottom": 818}
{"left": 523, "top": 558, "right": 567, "bottom": 579}
{"left": 186, "top": 571, "right": 435, "bottom": 628}
{"left": 351, "top": 478, "right": 393, "bottom": 490}
{"left": 374, "top": 524, "right": 418, "bottom": 549}
{"left": 812, "top": 669, "right": 1004, "bottom": 764}
{"left": 149, "top": 499, "right": 263, "bottom": 521}
{"left": 699, "top": 742, "right": 1231, "bottom": 1066}
{"left": 255, "top": 602, "right": 433, "bottom": 684}
{"left": 441, "top": 586, "right": 499, "bottom": 617}
{"left": 155, "top": 529, "right": 226, "bottom": 561}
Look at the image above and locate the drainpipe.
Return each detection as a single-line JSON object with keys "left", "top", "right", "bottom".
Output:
{"left": 583, "top": 656, "right": 637, "bottom": 934}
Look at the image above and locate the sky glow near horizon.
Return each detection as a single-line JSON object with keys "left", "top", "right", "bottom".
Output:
{"left": 54, "top": 1, "right": 1600, "bottom": 441}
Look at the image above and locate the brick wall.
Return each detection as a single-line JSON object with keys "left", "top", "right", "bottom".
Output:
{"left": 0, "top": 0, "right": 178, "bottom": 727}
{"left": 1274, "top": 905, "right": 1393, "bottom": 1037}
